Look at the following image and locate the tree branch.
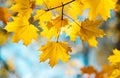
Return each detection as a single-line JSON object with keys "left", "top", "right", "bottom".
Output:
{"left": 45, "top": 0, "right": 75, "bottom": 11}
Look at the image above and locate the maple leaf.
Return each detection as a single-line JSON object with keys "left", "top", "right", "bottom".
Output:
{"left": 36, "top": 0, "right": 44, "bottom": 5}
{"left": 84, "top": 0, "right": 117, "bottom": 20}
{"left": 0, "top": 7, "right": 11, "bottom": 24}
{"left": 79, "top": 19, "right": 104, "bottom": 41}
{"left": 64, "top": 21, "right": 81, "bottom": 41}
{"left": 40, "top": 23, "right": 58, "bottom": 40}
{"left": 81, "top": 65, "right": 113, "bottom": 78}
{"left": 5, "top": 16, "right": 38, "bottom": 46}
{"left": 41, "top": 27, "right": 59, "bottom": 40}
{"left": 95, "top": 65, "right": 113, "bottom": 78}
{"left": 40, "top": 16, "right": 68, "bottom": 40}
{"left": 42, "top": 0, "right": 61, "bottom": 8}
{"left": 108, "top": 49, "right": 120, "bottom": 65}
{"left": 67, "top": 1, "right": 84, "bottom": 19}
{"left": 108, "top": 49, "right": 120, "bottom": 78}
{"left": 109, "top": 69, "right": 120, "bottom": 78}
{"left": 66, "top": 19, "right": 104, "bottom": 47}
{"left": 36, "top": 0, "right": 71, "bottom": 8}
{"left": 87, "top": 37, "right": 98, "bottom": 47}
{"left": 81, "top": 66, "right": 97, "bottom": 74}
{"left": 51, "top": 16, "right": 68, "bottom": 29}
{"left": 34, "top": 10, "right": 52, "bottom": 24}
{"left": 39, "top": 42, "right": 72, "bottom": 67}
{"left": 10, "top": 0, "right": 34, "bottom": 18}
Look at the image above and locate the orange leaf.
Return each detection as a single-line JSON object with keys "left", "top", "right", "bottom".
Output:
{"left": 0, "top": 7, "right": 11, "bottom": 24}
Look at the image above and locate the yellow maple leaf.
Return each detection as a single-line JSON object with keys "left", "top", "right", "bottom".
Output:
{"left": 108, "top": 49, "right": 120, "bottom": 65}
{"left": 51, "top": 16, "right": 68, "bottom": 29}
{"left": 36, "top": 0, "right": 44, "bottom": 5}
{"left": 36, "top": 0, "right": 71, "bottom": 8}
{"left": 40, "top": 24, "right": 58, "bottom": 40}
{"left": 0, "top": 7, "right": 11, "bottom": 24}
{"left": 41, "top": 0, "right": 60, "bottom": 8}
{"left": 34, "top": 10, "right": 52, "bottom": 24}
{"left": 65, "top": 19, "right": 104, "bottom": 47}
{"left": 68, "top": 1, "right": 84, "bottom": 19}
{"left": 40, "top": 42, "right": 72, "bottom": 67}
{"left": 79, "top": 19, "right": 104, "bottom": 41}
{"left": 5, "top": 16, "right": 38, "bottom": 46}
{"left": 108, "top": 49, "right": 120, "bottom": 78}
{"left": 40, "top": 16, "right": 68, "bottom": 40}
{"left": 64, "top": 21, "right": 80, "bottom": 41}
{"left": 84, "top": 0, "right": 117, "bottom": 20}
{"left": 109, "top": 69, "right": 120, "bottom": 78}
{"left": 88, "top": 37, "right": 98, "bottom": 47}
{"left": 10, "top": 0, "right": 34, "bottom": 18}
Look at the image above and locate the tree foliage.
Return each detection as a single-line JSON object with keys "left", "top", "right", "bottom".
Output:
{"left": 0, "top": 0, "right": 118, "bottom": 70}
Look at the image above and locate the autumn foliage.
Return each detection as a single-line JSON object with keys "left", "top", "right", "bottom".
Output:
{"left": 0, "top": 0, "right": 120, "bottom": 77}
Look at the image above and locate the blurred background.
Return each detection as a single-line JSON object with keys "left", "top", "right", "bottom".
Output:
{"left": 0, "top": 0, "right": 120, "bottom": 78}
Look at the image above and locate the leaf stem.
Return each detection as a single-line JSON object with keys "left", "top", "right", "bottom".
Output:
{"left": 56, "top": 3, "right": 64, "bottom": 42}
{"left": 61, "top": 3, "right": 64, "bottom": 20}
